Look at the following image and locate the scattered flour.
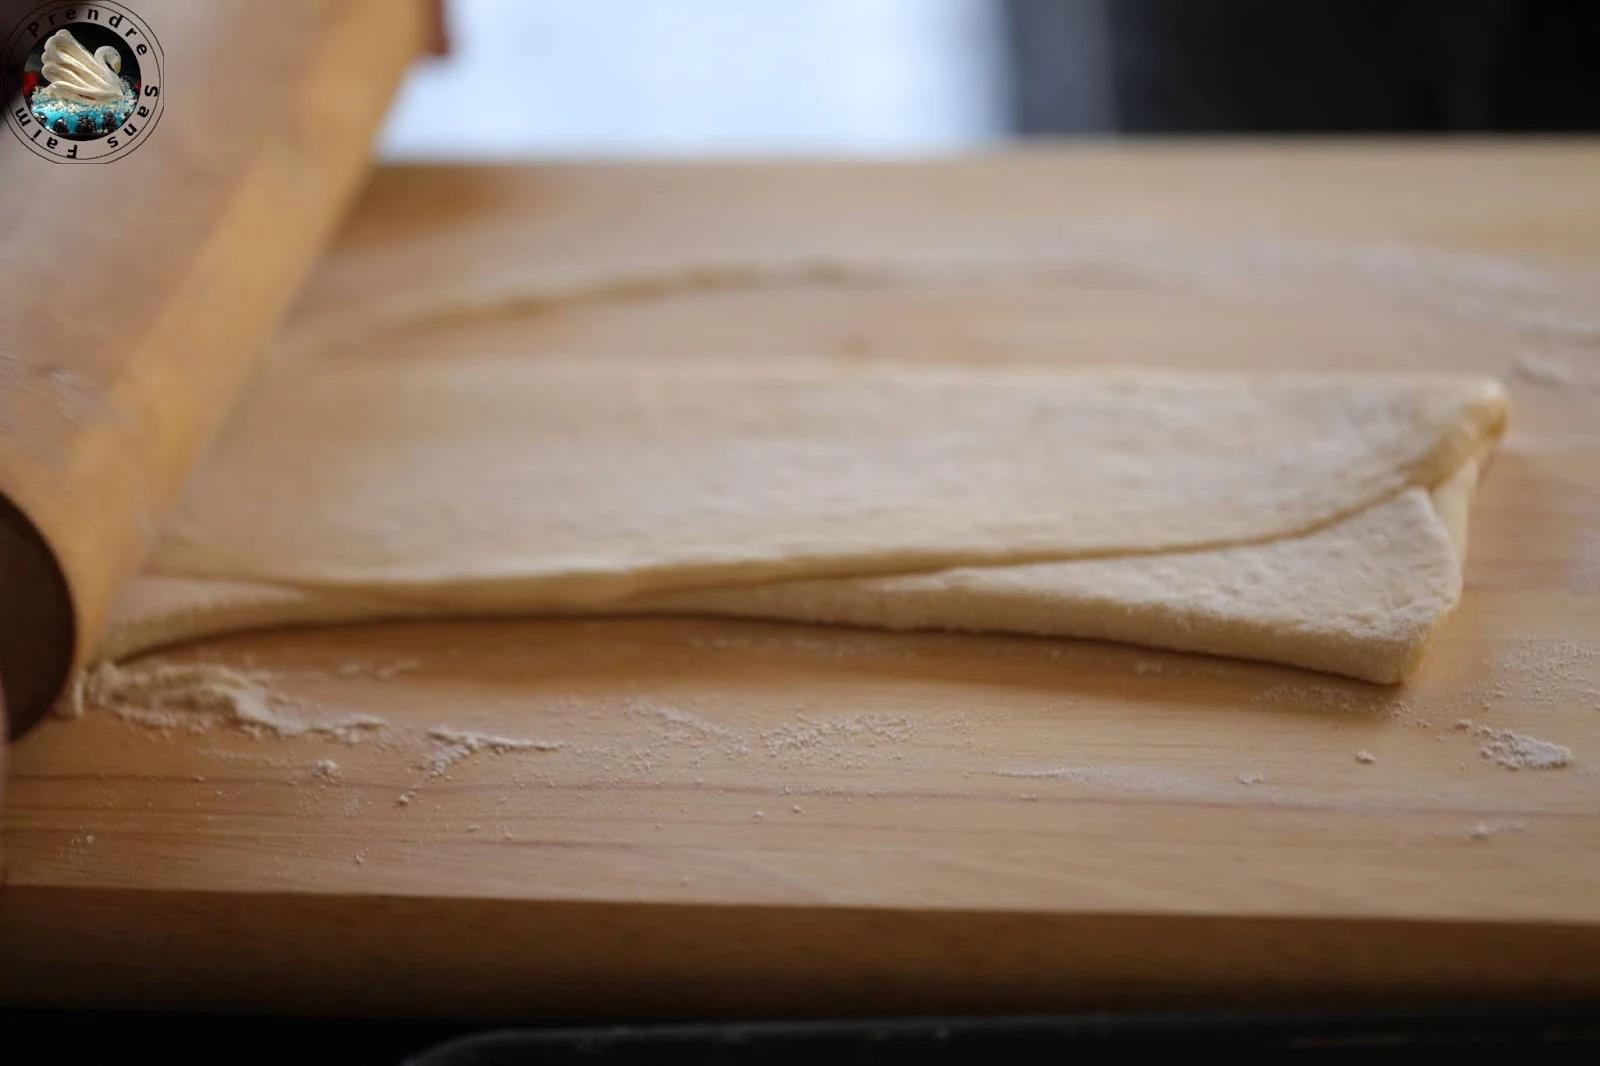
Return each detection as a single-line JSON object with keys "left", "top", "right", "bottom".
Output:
{"left": 1354, "top": 750, "right": 1377, "bottom": 764}
{"left": 1514, "top": 351, "right": 1600, "bottom": 391}
{"left": 994, "top": 764, "right": 1220, "bottom": 798}
{"left": 1250, "top": 680, "right": 1420, "bottom": 723}
{"left": 1480, "top": 731, "right": 1572, "bottom": 771}
{"left": 626, "top": 700, "right": 736, "bottom": 739}
{"left": 0, "top": 355, "right": 104, "bottom": 438}
{"left": 1471, "top": 639, "right": 1600, "bottom": 710}
{"left": 1235, "top": 770, "right": 1266, "bottom": 786}
{"left": 421, "top": 727, "right": 565, "bottom": 776}
{"left": 609, "top": 697, "right": 923, "bottom": 773}
{"left": 758, "top": 713, "right": 913, "bottom": 767}
{"left": 1456, "top": 719, "right": 1572, "bottom": 770}
{"left": 311, "top": 758, "right": 342, "bottom": 780}
{"left": 67, "top": 660, "right": 388, "bottom": 743}
{"left": 332, "top": 657, "right": 424, "bottom": 680}
{"left": 1465, "top": 820, "right": 1525, "bottom": 841}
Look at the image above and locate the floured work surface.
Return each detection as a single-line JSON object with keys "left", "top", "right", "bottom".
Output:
{"left": 5, "top": 144, "right": 1600, "bottom": 1019}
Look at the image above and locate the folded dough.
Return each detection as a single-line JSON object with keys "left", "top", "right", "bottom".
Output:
{"left": 104, "top": 357, "right": 1506, "bottom": 683}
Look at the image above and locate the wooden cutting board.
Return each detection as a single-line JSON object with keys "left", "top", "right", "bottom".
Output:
{"left": 4, "top": 143, "right": 1600, "bottom": 1020}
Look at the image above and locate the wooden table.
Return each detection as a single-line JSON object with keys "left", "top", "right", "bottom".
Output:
{"left": 4, "top": 143, "right": 1599, "bottom": 1020}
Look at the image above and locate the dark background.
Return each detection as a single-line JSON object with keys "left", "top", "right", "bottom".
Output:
{"left": 1009, "top": 0, "right": 1600, "bottom": 135}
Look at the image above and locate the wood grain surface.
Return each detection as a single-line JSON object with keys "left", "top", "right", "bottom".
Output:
{"left": 3, "top": 144, "right": 1599, "bottom": 1019}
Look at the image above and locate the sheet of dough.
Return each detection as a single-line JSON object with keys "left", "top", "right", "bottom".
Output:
{"left": 105, "top": 356, "right": 1506, "bottom": 683}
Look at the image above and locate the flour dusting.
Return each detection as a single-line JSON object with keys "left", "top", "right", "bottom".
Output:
{"left": 1250, "top": 680, "right": 1418, "bottom": 722}
{"left": 67, "top": 660, "right": 387, "bottom": 742}
{"left": 602, "top": 695, "right": 925, "bottom": 774}
{"left": 422, "top": 727, "right": 565, "bottom": 776}
{"left": 0, "top": 354, "right": 104, "bottom": 438}
{"left": 333, "top": 657, "right": 424, "bottom": 680}
{"left": 1469, "top": 639, "right": 1600, "bottom": 710}
{"left": 1465, "top": 820, "right": 1526, "bottom": 841}
{"left": 626, "top": 700, "right": 736, "bottom": 739}
{"left": 995, "top": 764, "right": 1205, "bottom": 797}
{"left": 1456, "top": 718, "right": 1572, "bottom": 770}
{"left": 1514, "top": 351, "right": 1600, "bottom": 391}
{"left": 758, "top": 713, "right": 913, "bottom": 767}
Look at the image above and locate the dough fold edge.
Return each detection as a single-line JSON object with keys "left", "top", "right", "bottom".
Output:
{"left": 94, "top": 457, "right": 1486, "bottom": 686}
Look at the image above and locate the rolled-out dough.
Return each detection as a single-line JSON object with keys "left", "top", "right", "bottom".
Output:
{"left": 103, "top": 355, "right": 1506, "bottom": 683}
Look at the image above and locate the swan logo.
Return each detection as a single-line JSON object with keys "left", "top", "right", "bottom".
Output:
{"left": 4, "top": 2, "right": 163, "bottom": 162}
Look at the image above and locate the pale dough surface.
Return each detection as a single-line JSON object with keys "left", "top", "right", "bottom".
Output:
{"left": 102, "top": 355, "right": 1506, "bottom": 683}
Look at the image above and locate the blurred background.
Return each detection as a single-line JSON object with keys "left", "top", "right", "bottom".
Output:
{"left": 381, "top": 0, "right": 1599, "bottom": 160}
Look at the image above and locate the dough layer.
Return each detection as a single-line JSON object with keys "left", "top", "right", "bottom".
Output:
{"left": 101, "top": 356, "right": 1506, "bottom": 683}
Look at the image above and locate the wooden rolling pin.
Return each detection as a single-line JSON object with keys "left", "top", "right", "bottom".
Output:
{"left": 0, "top": 0, "right": 424, "bottom": 736}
